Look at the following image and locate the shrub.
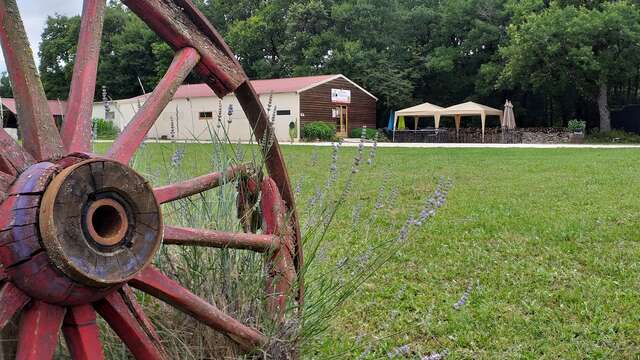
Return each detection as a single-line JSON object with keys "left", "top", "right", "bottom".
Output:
{"left": 349, "top": 127, "right": 379, "bottom": 140}
{"left": 567, "top": 119, "right": 586, "bottom": 133}
{"left": 302, "top": 122, "right": 336, "bottom": 141}
{"left": 586, "top": 129, "right": 640, "bottom": 144}
{"left": 93, "top": 118, "right": 120, "bottom": 140}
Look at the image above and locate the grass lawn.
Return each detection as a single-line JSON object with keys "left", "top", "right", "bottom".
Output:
{"left": 97, "top": 143, "right": 640, "bottom": 359}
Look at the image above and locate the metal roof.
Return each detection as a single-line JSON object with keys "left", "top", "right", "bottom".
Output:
{"left": 0, "top": 98, "right": 67, "bottom": 116}
{"left": 116, "top": 74, "right": 378, "bottom": 102}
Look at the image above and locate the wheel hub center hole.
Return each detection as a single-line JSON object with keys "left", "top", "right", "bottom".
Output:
{"left": 86, "top": 198, "right": 129, "bottom": 247}
{"left": 93, "top": 205, "right": 122, "bottom": 238}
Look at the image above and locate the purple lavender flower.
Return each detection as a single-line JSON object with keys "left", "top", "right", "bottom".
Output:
{"left": 351, "top": 203, "right": 363, "bottom": 224}
{"left": 387, "top": 344, "right": 410, "bottom": 358}
{"left": 352, "top": 130, "right": 366, "bottom": 174}
{"left": 326, "top": 142, "right": 340, "bottom": 187}
{"left": 270, "top": 105, "right": 277, "bottom": 126}
{"left": 169, "top": 116, "right": 176, "bottom": 139}
{"left": 266, "top": 93, "right": 273, "bottom": 114}
{"left": 368, "top": 133, "right": 379, "bottom": 166}
{"left": 355, "top": 246, "right": 372, "bottom": 266}
{"left": 335, "top": 257, "right": 348, "bottom": 269}
{"left": 396, "top": 218, "right": 412, "bottom": 243}
{"left": 387, "top": 186, "right": 399, "bottom": 207}
{"left": 423, "top": 350, "right": 449, "bottom": 360}
{"left": 294, "top": 177, "right": 304, "bottom": 198}
{"left": 170, "top": 148, "right": 185, "bottom": 167}
{"left": 395, "top": 284, "right": 407, "bottom": 300}
{"left": 374, "top": 174, "right": 389, "bottom": 210}
{"left": 356, "top": 345, "right": 372, "bottom": 360}
{"left": 453, "top": 281, "right": 474, "bottom": 310}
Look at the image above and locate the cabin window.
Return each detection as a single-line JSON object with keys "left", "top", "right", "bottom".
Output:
{"left": 199, "top": 111, "right": 213, "bottom": 120}
{"left": 276, "top": 109, "right": 291, "bottom": 116}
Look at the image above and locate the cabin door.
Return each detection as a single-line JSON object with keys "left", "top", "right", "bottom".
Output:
{"left": 334, "top": 105, "right": 349, "bottom": 137}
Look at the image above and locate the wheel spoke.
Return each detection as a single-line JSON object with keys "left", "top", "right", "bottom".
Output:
{"left": 0, "top": 0, "right": 64, "bottom": 161}
{"left": 62, "top": 304, "right": 105, "bottom": 360}
{"left": 235, "top": 83, "right": 304, "bottom": 304}
{"left": 260, "top": 177, "right": 296, "bottom": 319}
{"left": 124, "top": 0, "right": 306, "bottom": 311}
{"left": 0, "top": 282, "right": 29, "bottom": 330}
{"left": 0, "top": 171, "right": 14, "bottom": 200}
{"left": 235, "top": 85, "right": 299, "bottom": 220}
{"left": 130, "top": 266, "right": 267, "bottom": 351}
{"left": 61, "top": 0, "right": 107, "bottom": 153}
{"left": 0, "top": 129, "right": 34, "bottom": 174}
{"left": 15, "top": 301, "right": 65, "bottom": 360}
{"left": 94, "top": 287, "right": 166, "bottom": 360}
{"left": 164, "top": 226, "right": 278, "bottom": 252}
{"left": 119, "top": 285, "right": 164, "bottom": 345}
{"left": 122, "top": 0, "right": 245, "bottom": 97}
{"left": 107, "top": 47, "right": 200, "bottom": 164}
{"left": 154, "top": 164, "right": 250, "bottom": 204}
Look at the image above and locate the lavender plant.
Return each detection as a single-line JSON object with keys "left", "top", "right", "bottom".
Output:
{"left": 95, "top": 98, "right": 453, "bottom": 359}
{"left": 291, "top": 135, "right": 453, "bottom": 357}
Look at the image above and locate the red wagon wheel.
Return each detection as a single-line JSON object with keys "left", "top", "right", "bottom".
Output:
{"left": 0, "top": 0, "right": 303, "bottom": 358}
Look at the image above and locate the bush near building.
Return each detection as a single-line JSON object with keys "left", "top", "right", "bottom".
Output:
{"left": 350, "top": 127, "right": 379, "bottom": 140}
{"left": 93, "top": 118, "right": 120, "bottom": 140}
{"left": 302, "top": 122, "right": 336, "bottom": 141}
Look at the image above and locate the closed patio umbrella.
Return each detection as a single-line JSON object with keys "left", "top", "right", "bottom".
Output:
{"left": 501, "top": 100, "right": 517, "bottom": 143}
{"left": 502, "top": 100, "right": 516, "bottom": 130}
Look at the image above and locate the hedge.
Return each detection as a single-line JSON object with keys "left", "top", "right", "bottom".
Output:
{"left": 93, "top": 118, "right": 120, "bottom": 140}
{"left": 302, "top": 122, "right": 336, "bottom": 141}
{"left": 349, "top": 127, "right": 379, "bottom": 140}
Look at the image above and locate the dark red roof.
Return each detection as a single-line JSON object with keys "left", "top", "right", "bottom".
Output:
{"left": 173, "top": 75, "right": 337, "bottom": 99}
{"left": 116, "top": 74, "right": 377, "bottom": 102}
{"left": 0, "top": 98, "right": 67, "bottom": 116}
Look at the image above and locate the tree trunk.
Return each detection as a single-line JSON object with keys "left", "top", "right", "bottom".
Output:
{"left": 598, "top": 83, "right": 611, "bottom": 132}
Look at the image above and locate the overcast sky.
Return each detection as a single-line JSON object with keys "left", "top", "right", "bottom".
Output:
{"left": 0, "top": 0, "right": 83, "bottom": 72}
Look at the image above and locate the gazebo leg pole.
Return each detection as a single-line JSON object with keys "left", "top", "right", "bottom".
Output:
{"left": 481, "top": 113, "right": 486, "bottom": 143}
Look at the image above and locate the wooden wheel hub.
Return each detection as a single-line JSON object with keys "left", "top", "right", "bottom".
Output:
{"left": 39, "top": 159, "right": 162, "bottom": 288}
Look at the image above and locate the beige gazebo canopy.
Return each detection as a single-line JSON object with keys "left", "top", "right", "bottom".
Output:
{"left": 393, "top": 102, "right": 444, "bottom": 130}
{"left": 439, "top": 101, "right": 503, "bottom": 141}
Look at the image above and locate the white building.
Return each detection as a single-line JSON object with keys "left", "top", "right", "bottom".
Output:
{"left": 92, "top": 74, "right": 378, "bottom": 142}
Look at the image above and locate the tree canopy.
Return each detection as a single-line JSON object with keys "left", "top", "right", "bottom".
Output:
{"left": 34, "top": 0, "right": 640, "bottom": 129}
{"left": 0, "top": 72, "right": 11, "bottom": 98}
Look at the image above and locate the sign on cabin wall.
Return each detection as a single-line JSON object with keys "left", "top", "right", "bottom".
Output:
{"left": 331, "top": 89, "right": 351, "bottom": 104}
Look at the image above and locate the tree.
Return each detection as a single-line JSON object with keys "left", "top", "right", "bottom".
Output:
{"left": 499, "top": 1, "right": 640, "bottom": 131}
{"left": 38, "top": 14, "right": 80, "bottom": 99}
{"left": 33, "top": 0, "right": 640, "bottom": 129}
{"left": 325, "top": 0, "right": 418, "bottom": 113}
{"left": 417, "top": 0, "right": 509, "bottom": 107}
{"left": 39, "top": 4, "right": 173, "bottom": 100}
{"left": 0, "top": 72, "right": 11, "bottom": 98}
